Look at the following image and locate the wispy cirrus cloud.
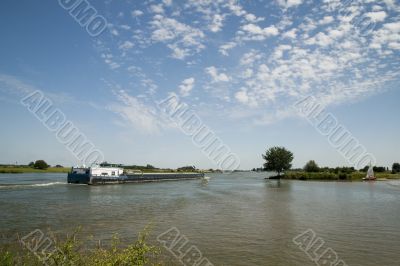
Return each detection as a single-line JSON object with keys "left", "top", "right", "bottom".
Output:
{"left": 0, "top": 74, "right": 75, "bottom": 105}
{"left": 108, "top": 90, "right": 173, "bottom": 134}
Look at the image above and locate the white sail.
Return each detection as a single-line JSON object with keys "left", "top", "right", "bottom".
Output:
{"left": 366, "top": 165, "right": 375, "bottom": 179}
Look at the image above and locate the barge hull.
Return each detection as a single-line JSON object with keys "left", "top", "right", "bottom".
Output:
{"left": 67, "top": 173, "right": 90, "bottom": 184}
{"left": 68, "top": 173, "right": 204, "bottom": 185}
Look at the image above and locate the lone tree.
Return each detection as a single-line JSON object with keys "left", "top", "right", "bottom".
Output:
{"left": 392, "top": 163, "right": 400, "bottom": 174}
{"left": 262, "top": 146, "right": 294, "bottom": 177}
{"left": 34, "top": 160, "right": 49, "bottom": 170}
{"left": 304, "top": 160, "right": 320, "bottom": 172}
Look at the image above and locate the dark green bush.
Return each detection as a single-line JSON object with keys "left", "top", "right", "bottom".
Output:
{"left": 304, "top": 160, "right": 320, "bottom": 173}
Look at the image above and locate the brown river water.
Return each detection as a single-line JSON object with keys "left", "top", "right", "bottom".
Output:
{"left": 1, "top": 172, "right": 400, "bottom": 265}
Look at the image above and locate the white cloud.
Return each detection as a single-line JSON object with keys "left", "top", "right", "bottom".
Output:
{"left": 110, "top": 28, "right": 119, "bottom": 36}
{"left": 328, "top": 28, "right": 345, "bottom": 39}
{"left": 305, "top": 32, "right": 334, "bottom": 46}
{"left": 120, "top": 25, "right": 131, "bottom": 30}
{"left": 103, "top": 0, "right": 400, "bottom": 127}
{"left": 366, "top": 11, "right": 387, "bottom": 22}
{"left": 209, "top": 14, "right": 225, "bottom": 32}
{"left": 242, "top": 68, "right": 253, "bottom": 78}
{"left": 104, "top": 59, "right": 120, "bottom": 69}
{"left": 206, "top": 66, "right": 231, "bottom": 82}
{"left": 226, "top": 1, "right": 247, "bottom": 16}
{"left": 234, "top": 87, "right": 260, "bottom": 107}
{"left": 119, "top": 41, "right": 134, "bottom": 50}
{"left": 272, "top": 44, "right": 292, "bottom": 59}
{"left": 384, "top": 22, "right": 400, "bottom": 32}
{"left": 240, "top": 24, "right": 279, "bottom": 41}
{"left": 150, "top": 4, "right": 164, "bottom": 14}
{"left": 240, "top": 50, "right": 263, "bottom": 65}
{"left": 383, "top": 0, "right": 399, "bottom": 10}
{"left": 163, "top": 0, "right": 172, "bottom": 6}
{"left": 235, "top": 89, "right": 249, "bottom": 104}
{"left": 132, "top": 10, "right": 144, "bottom": 17}
{"left": 101, "top": 53, "right": 120, "bottom": 69}
{"left": 276, "top": 0, "right": 303, "bottom": 9}
{"left": 179, "top": 78, "right": 195, "bottom": 97}
{"left": 282, "top": 28, "right": 297, "bottom": 39}
{"left": 150, "top": 15, "right": 205, "bottom": 59}
{"left": 244, "top": 13, "right": 265, "bottom": 23}
{"left": 319, "top": 16, "right": 334, "bottom": 25}
{"left": 219, "top": 42, "right": 237, "bottom": 56}
{"left": 370, "top": 21, "right": 400, "bottom": 52}
{"left": 168, "top": 44, "right": 189, "bottom": 60}
{"left": 388, "top": 42, "right": 400, "bottom": 49}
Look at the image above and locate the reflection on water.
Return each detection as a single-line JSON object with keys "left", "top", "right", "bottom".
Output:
{"left": 1, "top": 172, "right": 400, "bottom": 265}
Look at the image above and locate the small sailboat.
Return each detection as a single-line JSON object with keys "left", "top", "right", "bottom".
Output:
{"left": 363, "top": 165, "right": 376, "bottom": 181}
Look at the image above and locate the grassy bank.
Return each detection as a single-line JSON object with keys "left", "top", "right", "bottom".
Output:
{"left": 0, "top": 167, "right": 70, "bottom": 174}
{"left": 283, "top": 171, "right": 400, "bottom": 181}
{"left": 0, "top": 229, "right": 161, "bottom": 266}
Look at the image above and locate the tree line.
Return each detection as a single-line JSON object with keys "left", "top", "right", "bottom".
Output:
{"left": 260, "top": 146, "right": 400, "bottom": 177}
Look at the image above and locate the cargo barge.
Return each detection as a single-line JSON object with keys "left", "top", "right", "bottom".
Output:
{"left": 67, "top": 166, "right": 204, "bottom": 185}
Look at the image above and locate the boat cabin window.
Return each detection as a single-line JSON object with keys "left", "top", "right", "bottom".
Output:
{"left": 101, "top": 172, "right": 108, "bottom": 176}
{"left": 112, "top": 171, "right": 115, "bottom": 176}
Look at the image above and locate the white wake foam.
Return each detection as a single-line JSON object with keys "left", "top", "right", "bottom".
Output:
{"left": 0, "top": 182, "right": 65, "bottom": 189}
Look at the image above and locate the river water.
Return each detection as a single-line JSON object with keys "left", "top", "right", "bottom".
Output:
{"left": 1, "top": 172, "right": 400, "bottom": 265}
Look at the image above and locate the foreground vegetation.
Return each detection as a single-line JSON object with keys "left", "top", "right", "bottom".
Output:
{"left": 0, "top": 229, "right": 161, "bottom": 266}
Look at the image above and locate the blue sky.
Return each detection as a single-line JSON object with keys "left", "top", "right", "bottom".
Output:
{"left": 0, "top": 0, "right": 399, "bottom": 169}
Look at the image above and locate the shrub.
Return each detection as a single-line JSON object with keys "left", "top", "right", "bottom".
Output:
{"left": 392, "top": 163, "right": 400, "bottom": 174}
{"left": 34, "top": 160, "right": 49, "bottom": 170}
{"left": 0, "top": 251, "right": 14, "bottom": 266}
{"left": 304, "top": 160, "right": 320, "bottom": 172}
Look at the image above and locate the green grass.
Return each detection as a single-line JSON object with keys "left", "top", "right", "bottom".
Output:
{"left": 0, "top": 228, "right": 161, "bottom": 266}
{"left": 0, "top": 167, "right": 70, "bottom": 174}
{"left": 374, "top": 172, "right": 400, "bottom": 179}
{"left": 283, "top": 171, "right": 400, "bottom": 181}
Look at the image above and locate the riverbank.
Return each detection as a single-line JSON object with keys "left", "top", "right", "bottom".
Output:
{"left": 282, "top": 171, "right": 400, "bottom": 181}
{"left": 0, "top": 167, "right": 70, "bottom": 174}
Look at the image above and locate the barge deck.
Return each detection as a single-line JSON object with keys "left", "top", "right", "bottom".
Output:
{"left": 67, "top": 166, "right": 204, "bottom": 185}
